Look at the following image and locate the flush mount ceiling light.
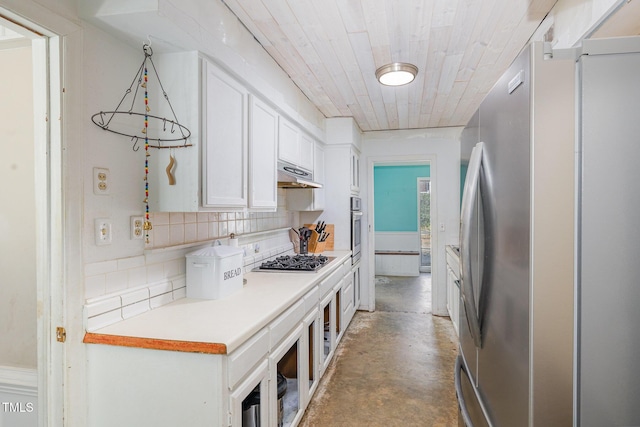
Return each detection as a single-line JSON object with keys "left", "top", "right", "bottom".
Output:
{"left": 375, "top": 62, "right": 418, "bottom": 86}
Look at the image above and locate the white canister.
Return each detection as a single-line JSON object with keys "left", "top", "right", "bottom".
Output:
{"left": 186, "top": 245, "right": 244, "bottom": 299}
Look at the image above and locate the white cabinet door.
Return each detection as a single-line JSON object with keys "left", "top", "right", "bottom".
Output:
{"left": 248, "top": 96, "right": 278, "bottom": 210}
{"left": 202, "top": 59, "right": 248, "bottom": 208}
{"left": 350, "top": 148, "right": 360, "bottom": 194}
{"left": 278, "top": 117, "right": 300, "bottom": 166}
{"left": 313, "top": 142, "right": 325, "bottom": 209}
{"left": 230, "top": 360, "right": 269, "bottom": 427}
{"left": 446, "top": 266, "right": 460, "bottom": 337}
{"left": 352, "top": 262, "right": 361, "bottom": 310}
{"left": 341, "top": 272, "right": 355, "bottom": 330}
{"left": 299, "top": 133, "right": 314, "bottom": 171}
{"left": 270, "top": 325, "right": 304, "bottom": 427}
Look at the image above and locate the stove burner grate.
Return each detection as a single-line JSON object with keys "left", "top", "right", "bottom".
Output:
{"left": 258, "top": 254, "right": 330, "bottom": 272}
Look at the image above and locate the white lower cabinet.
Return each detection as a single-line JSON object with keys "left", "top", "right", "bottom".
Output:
{"left": 270, "top": 325, "right": 304, "bottom": 427}
{"left": 445, "top": 248, "right": 461, "bottom": 337}
{"left": 334, "top": 284, "right": 344, "bottom": 345}
{"left": 86, "top": 256, "right": 360, "bottom": 427}
{"left": 303, "top": 308, "right": 320, "bottom": 403}
{"left": 86, "top": 345, "right": 227, "bottom": 427}
{"left": 319, "top": 290, "right": 336, "bottom": 375}
{"left": 341, "top": 271, "right": 355, "bottom": 333}
{"left": 446, "top": 266, "right": 460, "bottom": 336}
{"left": 352, "top": 261, "right": 361, "bottom": 311}
{"left": 231, "top": 360, "right": 269, "bottom": 427}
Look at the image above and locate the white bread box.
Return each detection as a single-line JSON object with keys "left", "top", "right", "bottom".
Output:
{"left": 186, "top": 245, "right": 244, "bottom": 299}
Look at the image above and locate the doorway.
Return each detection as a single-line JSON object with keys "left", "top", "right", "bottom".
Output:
{"left": 418, "top": 178, "right": 431, "bottom": 273}
{"left": 0, "top": 19, "right": 39, "bottom": 427}
{"left": 368, "top": 159, "right": 438, "bottom": 316}
{"left": 0, "top": 9, "right": 65, "bottom": 426}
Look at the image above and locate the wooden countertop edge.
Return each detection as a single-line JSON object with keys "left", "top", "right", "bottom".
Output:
{"left": 83, "top": 332, "right": 227, "bottom": 355}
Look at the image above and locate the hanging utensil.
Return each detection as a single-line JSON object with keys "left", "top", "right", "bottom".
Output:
{"left": 166, "top": 151, "right": 176, "bottom": 185}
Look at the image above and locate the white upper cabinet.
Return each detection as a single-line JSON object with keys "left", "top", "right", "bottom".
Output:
{"left": 248, "top": 95, "right": 278, "bottom": 210}
{"left": 278, "top": 117, "right": 314, "bottom": 171}
{"left": 147, "top": 54, "right": 317, "bottom": 214}
{"left": 278, "top": 117, "right": 300, "bottom": 166}
{"left": 350, "top": 148, "right": 360, "bottom": 194}
{"left": 202, "top": 59, "right": 249, "bottom": 209}
{"left": 314, "top": 142, "right": 325, "bottom": 209}
{"left": 299, "top": 134, "right": 315, "bottom": 171}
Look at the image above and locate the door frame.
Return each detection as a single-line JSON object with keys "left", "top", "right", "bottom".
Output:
{"left": 1, "top": 5, "right": 81, "bottom": 425}
{"left": 417, "top": 177, "right": 431, "bottom": 274}
{"left": 366, "top": 155, "right": 440, "bottom": 315}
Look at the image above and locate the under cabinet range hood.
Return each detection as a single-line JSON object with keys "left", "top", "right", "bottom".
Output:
{"left": 277, "top": 161, "right": 322, "bottom": 189}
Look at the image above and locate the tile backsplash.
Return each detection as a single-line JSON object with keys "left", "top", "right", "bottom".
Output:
{"left": 83, "top": 231, "right": 295, "bottom": 331}
{"left": 83, "top": 190, "right": 301, "bottom": 329}
{"left": 144, "top": 190, "right": 294, "bottom": 249}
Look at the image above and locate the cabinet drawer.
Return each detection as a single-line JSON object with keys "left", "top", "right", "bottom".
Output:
{"left": 270, "top": 299, "right": 305, "bottom": 348}
{"left": 228, "top": 328, "right": 269, "bottom": 388}
{"left": 342, "top": 259, "right": 351, "bottom": 275}
{"left": 342, "top": 276, "right": 354, "bottom": 315}
{"left": 304, "top": 286, "right": 320, "bottom": 313}
{"left": 319, "top": 267, "right": 343, "bottom": 298}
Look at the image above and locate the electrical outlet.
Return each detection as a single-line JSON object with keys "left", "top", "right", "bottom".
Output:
{"left": 95, "top": 219, "right": 112, "bottom": 245}
{"left": 131, "top": 216, "right": 144, "bottom": 240}
{"left": 93, "top": 167, "right": 110, "bottom": 195}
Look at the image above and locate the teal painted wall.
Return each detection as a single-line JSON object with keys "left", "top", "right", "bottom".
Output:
{"left": 374, "top": 165, "right": 430, "bottom": 232}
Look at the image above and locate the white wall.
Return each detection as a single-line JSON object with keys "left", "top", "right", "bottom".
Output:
{"left": 531, "top": 0, "right": 625, "bottom": 47}
{"left": 0, "top": 44, "right": 37, "bottom": 369}
{"left": 360, "top": 128, "right": 461, "bottom": 315}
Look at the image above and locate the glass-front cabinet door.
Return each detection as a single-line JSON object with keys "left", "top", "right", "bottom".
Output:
{"left": 270, "top": 325, "right": 304, "bottom": 427}
{"left": 320, "top": 292, "right": 336, "bottom": 375}
{"left": 303, "top": 309, "right": 320, "bottom": 404}
{"left": 230, "top": 360, "right": 269, "bottom": 427}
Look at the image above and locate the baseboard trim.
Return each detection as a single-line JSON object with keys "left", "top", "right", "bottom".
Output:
{"left": 0, "top": 366, "right": 37, "bottom": 397}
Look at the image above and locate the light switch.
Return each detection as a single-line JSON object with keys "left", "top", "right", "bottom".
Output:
{"left": 439, "top": 223, "right": 446, "bottom": 232}
{"left": 95, "top": 219, "right": 112, "bottom": 245}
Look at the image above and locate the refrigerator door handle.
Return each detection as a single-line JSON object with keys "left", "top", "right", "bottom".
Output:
{"left": 455, "top": 355, "right": 475, "bottom": 427}
{"left": 460, "top": 141, "right": 484, "bottom": 348}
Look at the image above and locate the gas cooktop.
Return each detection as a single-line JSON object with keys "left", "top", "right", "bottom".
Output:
{"left": 254, "top": 254, "right": 334, "bottom": 273}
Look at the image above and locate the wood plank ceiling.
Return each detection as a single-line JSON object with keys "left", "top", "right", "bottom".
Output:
{"left": 221, "top": 0, "right": 557, "bottom": 131}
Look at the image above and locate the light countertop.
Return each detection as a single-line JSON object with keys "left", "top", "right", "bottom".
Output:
{"left": 84, "top": 251, "right": 352, "bottom": 355}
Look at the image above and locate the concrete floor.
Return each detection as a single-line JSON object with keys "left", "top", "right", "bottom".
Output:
{"left": 299, "top": 274, "right": 459, "bottom": 427}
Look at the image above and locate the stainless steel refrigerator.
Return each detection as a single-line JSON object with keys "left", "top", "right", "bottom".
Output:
{"left": 456, "top": 40, "right": 571, "bottom": 427}
{"left": 456, "top": 37, "right": 640, "bottom": 427}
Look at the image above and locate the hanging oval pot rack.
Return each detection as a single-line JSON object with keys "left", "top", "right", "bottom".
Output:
{"left": 91, "top": 44, "right": 192, "bottom": 150}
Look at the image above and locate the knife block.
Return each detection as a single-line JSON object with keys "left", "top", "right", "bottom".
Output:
{"left": 308, "top": 230, "right": 326, "bottom": 254}
{"left": 304, "top": 224, "right": 334, "bottom": 252}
